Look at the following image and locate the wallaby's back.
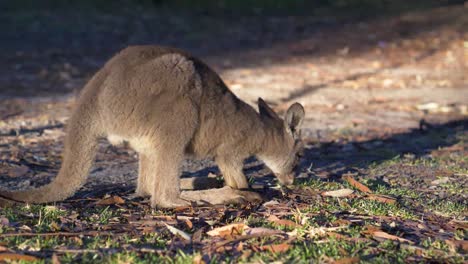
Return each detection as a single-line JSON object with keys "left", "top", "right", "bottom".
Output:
{"left": 0, "top": 45, "right": 253, "bottom": 204}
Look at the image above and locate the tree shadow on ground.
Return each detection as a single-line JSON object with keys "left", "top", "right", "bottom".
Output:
{"left": 0, "top": 3, "right": 466, "bottom": 97}
{"left": 295, "top": 118, "right": 466, "bottom": 182}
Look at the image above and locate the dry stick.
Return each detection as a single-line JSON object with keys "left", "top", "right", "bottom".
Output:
{"left": 0, "top": 231, "right": 124, "bottom": 238}
{"left": 26, "top": 246, "right": 165, "bottom": 257}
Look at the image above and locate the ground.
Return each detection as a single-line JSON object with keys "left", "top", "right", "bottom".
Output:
{"left": 0, "top": 3, "right": 467, "bottom": 263}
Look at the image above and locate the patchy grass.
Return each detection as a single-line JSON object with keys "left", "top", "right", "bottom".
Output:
{"left": 1, "top": 170, "right": 466, "bottom": 263}
{"left": 1, "top": 127, "right": 466, "bottom": 263}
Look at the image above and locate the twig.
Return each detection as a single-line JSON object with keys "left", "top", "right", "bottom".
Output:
{"left": 0, "top": 124, "right": 64, "bottom": 137}
{"left": 0, "top": 231, "right": 123, "bottom": 238}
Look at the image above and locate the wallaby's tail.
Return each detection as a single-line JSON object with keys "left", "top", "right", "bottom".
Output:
{"left": 0, "top": 110, "right": 100, "bottom": 204}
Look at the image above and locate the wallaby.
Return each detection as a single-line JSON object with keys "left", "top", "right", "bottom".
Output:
{"left": 0, "top": 46, "right": 305, "bottom": 208}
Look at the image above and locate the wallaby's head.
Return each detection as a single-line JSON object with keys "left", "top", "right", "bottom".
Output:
{"left": 257, "top": 98, "right": 305, "bottom": 186}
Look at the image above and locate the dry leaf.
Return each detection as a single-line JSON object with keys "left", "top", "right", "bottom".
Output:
{"left": 95, "top": 196, "right": 125, "bottom": 205}
{"left": 184, "top": 219, "right": 193, "bottom": 230}
{"left": 51, "top": 253, "right": 61, "bottom": 264}
{"left": 445, "top": 240, "right": 468, "bottom": 253}
{"left": 267, "top": 215, "right": 299, "bottom": 228}
{"left": 365, "top": 194, "right": 396, "bottom": 204}
{"left": 164, "top": 223, "right": 191, "bottom": 241}
{"left": 307, "top": 226, "right": 349, "bottom": 238}
{"left": 8, "top": 165, "right": 29, "bottom": 178}
{"left": 372, "top": 231, "right": 413, "bottom": 244}
{"left": 431, "top": 177, "right": 450, "bottom": 185}
{"left": 0, "top": 217, "right": 10, "bottom": 227}
{"left": 207, "top": 223, "right": 248, "bottom": 238}
{"left": 332, "top": 257, "right": 360, "bottom": 264}
{"left": 343, "top": 175, "right": 372, "bottom": 193}
{"left": 322, "top": 189, "right": 354, "bottom": 197}
{"left": 245, "top": 227, "right": 284, "bottom": 236}
{"left": 260, "top": 243, "right": 290, "bottom": 253}
{"left": 263, "top": 200, "right": 280, "bottom": 207}
{"left": 236, "top": 241, "right": 244, "bottom": 251}
{"left": 0, "top": 253, "right": 39, "bottom": 262}
{"left": 192, "top": 254, "right": 205, "bottom": 264}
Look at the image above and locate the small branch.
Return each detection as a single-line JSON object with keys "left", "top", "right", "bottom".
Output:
{"left": 0, "top": 231, "right": 123, "bottom": 238}
{"left": 0, "top": 123, "right": 64, "bottom": 137}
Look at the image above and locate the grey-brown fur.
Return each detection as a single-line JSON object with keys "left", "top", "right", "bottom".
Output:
{"left": 0, "top": 46, "right": 305, "bottom": 208}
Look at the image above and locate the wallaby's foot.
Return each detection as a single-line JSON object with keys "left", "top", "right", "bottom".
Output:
{"left": 134, "top": 187, "right": 151, "bottom": 198}
{"left": 128, "top": 191, "right": 150, "bottom": 200}
{"left": 181, "top": 186, "right": 262, "bottom": 206}
{"left": 151, "top": 196, "right": 191, "bottom": 209}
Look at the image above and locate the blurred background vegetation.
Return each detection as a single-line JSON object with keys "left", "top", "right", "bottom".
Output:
{"left": 2, "top": 0, "right": 466, "bottom": 17}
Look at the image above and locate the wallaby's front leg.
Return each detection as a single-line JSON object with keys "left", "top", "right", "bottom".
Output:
{"left": 135, "top": 154, "right": 152, "bottom": 197}
{"left": 217, "top": 157, "right": 249, "bottom": 189}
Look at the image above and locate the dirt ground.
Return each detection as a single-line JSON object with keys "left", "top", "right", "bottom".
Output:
{"left": 0, "top": 3, "right": 466, "bottom": 263}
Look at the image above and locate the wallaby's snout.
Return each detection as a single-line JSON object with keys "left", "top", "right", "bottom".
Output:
{"left": 277, "top": 173, "right": 295, "bottom": 186}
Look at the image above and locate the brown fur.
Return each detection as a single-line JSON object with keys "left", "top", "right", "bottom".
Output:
{"left": 0, "top": 46, "right": 305, "bottom": 208}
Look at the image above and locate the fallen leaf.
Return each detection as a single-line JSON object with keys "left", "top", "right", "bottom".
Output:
{"left": 322, "top": 189, "right": 354, "bottom": 197}
{"left": 95, "top": 196, "right": 125, "bottom": 205}
{"left": 431, "top": 177, "right": 450, "bottom": 185}
{"left": 245, "top": 227, "right": 285, "bottom": 236}
{"left": 343, "top": 175, "right": 372, "bottom": 193}
{"left": 448, "top": 220, "right": 468, "bottom": 230}
{"left": 192, "top": 254, "right": 205, "bottom": 264}
{"left": 267, "top": 215, "right": 299, "bottom": 228}
{"left": 445, "top": 240, "right": 468, "bottom": 253}
{"left": 263, "top": 200, "right": 280, "bottom": 207}
{"left": 19, "top": 225, "right": 32, "bottom": 232}
{"left": 372, "top": 231, "right": 413, "bottom": 244}
{"left": 164, "top": 223, "right": 191, "bottom": 241}
{"left": 0, "top": 253, "right": 38, "bottom": 262}
{"left": 207, "top": 223, "right": 248, "bottom": 238}
{"left": 8, "top": 165, "right": 29, "bottom": 178}
{"left": 184, "top": 219, "right": 193, "bottom": 230}
{"left": 51, "top": 253, "right": 61, "bottom": 264}
{"left": 416, "top": 102, "right": 439, "bottom": 111}
{"left": 332, "top": 257, "right": 360, "bottom": 264}
{"left": 307, "top": 226, "right": 349, "bottom": 238}
{"left": 0, "top": 217, "right": 10, "bottom": 227}
{"left": 260, "top": 243, "right": 290, "bottom": 253}
{"left": 365, "top": 194, "right": 396, "bottom": 204}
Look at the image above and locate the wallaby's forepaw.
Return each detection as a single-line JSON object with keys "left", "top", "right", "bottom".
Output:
{"left": 233, "top": 189, "right": 263, "bottom": 203}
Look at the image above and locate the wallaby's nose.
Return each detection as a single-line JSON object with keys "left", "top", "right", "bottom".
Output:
{"left": 279, "top": 174, "right": 294, "bottom": 186}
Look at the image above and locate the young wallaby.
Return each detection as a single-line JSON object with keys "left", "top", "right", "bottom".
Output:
{"left": 0, "top": 46, "right": 305, "bottom": 208}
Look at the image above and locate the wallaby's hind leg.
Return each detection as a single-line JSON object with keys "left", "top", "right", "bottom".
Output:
{"left": 135, "top": 154, "right": 152, "bottom": 197}
{"left": 143, "top": 142, "right": 191, "bottom": 208}
{"left": 217, "top": 158, "right": 249, "bottom": 189}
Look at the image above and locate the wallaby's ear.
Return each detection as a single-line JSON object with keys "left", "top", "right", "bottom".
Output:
{"left": 258, "top": 98, "right": 280, "bottom": 120}
{"left": 285, "top": 103, "right": 305, "bottom": 135}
